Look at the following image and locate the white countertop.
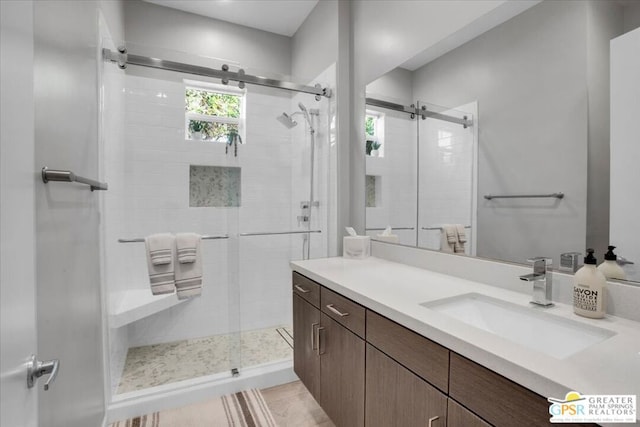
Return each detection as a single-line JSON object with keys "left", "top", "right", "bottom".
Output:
{"left": 291, "top": 256, "right": 640, "bottom": 421}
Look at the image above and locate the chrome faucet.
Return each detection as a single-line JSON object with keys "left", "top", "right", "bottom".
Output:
{"left": 519, "top": 257, "right": 553, "bottom": 307}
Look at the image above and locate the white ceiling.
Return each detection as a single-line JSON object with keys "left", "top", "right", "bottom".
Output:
{"left": 143, "top": 0, "right": 319, "bottom": 37}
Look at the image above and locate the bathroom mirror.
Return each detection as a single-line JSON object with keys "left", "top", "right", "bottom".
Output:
{"left": 363, "top": 0, "right": 640, "bottom": 283}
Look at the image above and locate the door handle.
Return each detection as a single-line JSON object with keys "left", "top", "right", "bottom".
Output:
{"left": 311, "top": 322, "right": 319, "bottom": 350}
{"left": 27, "top": 354, "right": 59, "bottom": 391}
{"left": 428, "top": 415, "right": 439, "bottom": 427}
{"left": 317, "top": 326, "right": 325, "bottom": 355}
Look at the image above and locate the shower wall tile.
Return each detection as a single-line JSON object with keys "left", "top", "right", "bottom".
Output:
{"left": 189, "top": 165, "right": 241, "bottom": 207}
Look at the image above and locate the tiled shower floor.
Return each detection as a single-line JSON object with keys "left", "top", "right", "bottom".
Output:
{"left": 117, "top": 326, "right": 293, "bottom": 394}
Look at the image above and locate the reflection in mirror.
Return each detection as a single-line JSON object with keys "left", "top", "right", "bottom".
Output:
{"left": 364, "top": 94, "right": 417, "bottom": 246}
{"left": 364, "top": 0, "right": 640, "bottom": 284}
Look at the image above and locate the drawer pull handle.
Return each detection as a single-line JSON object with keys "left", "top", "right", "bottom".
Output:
{"left": 311, "top": 322, "right": 319, "bottom": 350}
{"left": 294, "top": 284, "right": 310, "bottom": 293}
{"left": 326, "top": 304, "right": 350, "bottom": 317}
{"left": 428, "top": 416, "right": 439, "bottom": 427}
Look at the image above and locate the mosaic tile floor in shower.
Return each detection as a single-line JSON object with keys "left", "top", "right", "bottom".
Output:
{"left": 117, "top": 325, "right": 293, "bottom": 394}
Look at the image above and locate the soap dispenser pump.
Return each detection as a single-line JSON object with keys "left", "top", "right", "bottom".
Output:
{"left": 597, "top": 245, "right": 626, "bottom": 280}
{"left": 573, "top": 249, "right": 607, "bottom": 319}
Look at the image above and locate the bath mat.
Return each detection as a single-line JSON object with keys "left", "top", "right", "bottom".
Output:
{"left": 109, "top": 388, "right": 277, "bottom": 427}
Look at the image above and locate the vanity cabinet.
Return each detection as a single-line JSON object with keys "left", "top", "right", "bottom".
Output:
{"left": 292, "top": 271, "right": 596, "bottom": 427}
{"left": 292, "top": 272, "right": 365, "bottom": 427}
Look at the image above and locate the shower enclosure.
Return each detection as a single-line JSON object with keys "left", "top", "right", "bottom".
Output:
{"left": 100, "top": 39, "right": 335, "bottom": 417}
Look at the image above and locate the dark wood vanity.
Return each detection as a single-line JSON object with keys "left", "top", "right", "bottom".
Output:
{"left": 292, "top": 271, "right": 597, "bottom": 427}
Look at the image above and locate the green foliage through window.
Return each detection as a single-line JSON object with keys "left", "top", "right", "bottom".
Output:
{"left": 365, "top": 115, "right": 375, "bottom": 136}
{"left": 185, "top": 89, "right": 240, "bottom": 118}
{"left": 185, "top": 87, "right": 242, "bottom": 142}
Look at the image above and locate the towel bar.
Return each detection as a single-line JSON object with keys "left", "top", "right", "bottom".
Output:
{"left": 422, "top": 225, "right": 471, "bottom": 231}
{"left": 484, "top": 192, "right": 564, "bottom": 200}
{"left": 118, "top": 235, "right": 228, "bottom": 243}
{"left": 42, "top": 167, "right": 108, "bottom": 191}
{"left": 365, "top": 227, "right": 415, "bottom": 231}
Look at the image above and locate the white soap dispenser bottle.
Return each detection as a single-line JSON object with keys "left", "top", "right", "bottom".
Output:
{"left": 597, "top": 245, "right": 626, "bottom": 280}
{"left": 573, "top": 249, "right": 607, "bottom": 319}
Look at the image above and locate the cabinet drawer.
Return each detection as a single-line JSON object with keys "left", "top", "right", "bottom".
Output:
{"left": 292, "top": 272, "right": 320, "bottom": 308}
{"left": 366, "top": 310, "right": 449, "bottom": 393}
{"left": 321, "top": 287, "right": 365, "bottom": 338}
{"left": 450, "top": 353, "right": 576, "bottom": 427}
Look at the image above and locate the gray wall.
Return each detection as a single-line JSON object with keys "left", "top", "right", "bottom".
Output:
{"left": 292, "top": 0, "right": 338, "bottom": 82}
{"left": 124, "top": 0, "right": 291, "bottom": 77}
{"left": 366, "top": 67, "right": 414, "bottom": 104}
{"left": 623, "top": 1, "right": 640, "bottom": 32}
{"left": 586, "top": 0, "right": 623, "bottom": 257}
{"left": 412, "top": 1, "right": 591, "bottom": 265}
{"left": 33, "top": 1, "right": 123, "bottom": 425}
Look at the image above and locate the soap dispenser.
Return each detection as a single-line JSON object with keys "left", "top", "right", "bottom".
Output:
{"left": 573, "top": 249, "right": 607, "bottom": 319}
{"left": 597, "top": 245, "right": 627, "bottom": 280}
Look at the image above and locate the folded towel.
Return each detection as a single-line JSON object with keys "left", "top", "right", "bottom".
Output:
{"left": 455, "top": 224, "right": 467, "bottom": 243}
{"left": 443, "top": 225, "right": 457, "bottom": 244}
{"left": 454, "top": 224, "right": 466, "bottom": 253}
{"left": 146, "top": 233, "right": 174, "bottom": 265}
{"left": 440, "top": 228, "right": 455, "bottom": 253}
{"left": 145, "top": 234, "right": 176, "bottom": 295}
{"left": 176, "top": 232, "right": 201, "bottom": 264}
{"left": 175, "top": 236, "right": 202, "bottom": 299}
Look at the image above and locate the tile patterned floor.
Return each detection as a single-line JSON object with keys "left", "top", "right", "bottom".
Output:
{"left": 262, "top": 381, "right": 335, "bottom": 427}
{"left": 117, "top": 326, "right": 293, "bottom": 394}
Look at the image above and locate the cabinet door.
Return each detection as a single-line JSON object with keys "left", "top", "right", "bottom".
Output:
{"left": 293, "top": 293, "right": 320, "bottom": 399}
{"left": 366, "top": 344, "right": 447, "bottom": 427}
{"left": 320, "top": 313, "right": 365, "bottom": 427}
{"left": 447, "top": 398, "right": 490, "bottom": 427}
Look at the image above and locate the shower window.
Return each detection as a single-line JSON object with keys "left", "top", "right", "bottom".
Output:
{"left": 185, "top": 83, "right": 244, "bottom": 143}
{"left": 365, "top": 111, "right": 384, "bottom": 157}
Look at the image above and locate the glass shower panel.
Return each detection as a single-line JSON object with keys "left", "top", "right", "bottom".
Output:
{"left": 101, "top": 41, "right": 242, "bottom": 398}
{"left": 235, "top": 66, "right": 333, "bottom": 372}
{"left": 417, "top": 101, "right": 476, "bottom": 255}
{"left": 364, "top": 96, "right": 419, "bottom": 246}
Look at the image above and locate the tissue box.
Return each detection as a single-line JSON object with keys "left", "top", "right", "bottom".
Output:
{"left": 343, "top": 236, "right": 371, "bottom": 259}
{"left": 375, "top": 234, "right": 399, "bottom": 244}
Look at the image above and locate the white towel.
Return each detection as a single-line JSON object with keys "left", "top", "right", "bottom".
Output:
{"left": 440, "top": 226, "right": 455, "bottom": 253}
{"left": 146, "top": 233, "right": 174, "bottom": 265}
{"left": 145, "top": 234, "right": 176, "bottom": 295}
{"left": 176, "top": 232, "right": 201, "bottom": 264}
{"left": 175, "top": 235, "right": 202, "bottom": 299}
{"left": 454, "top": 224, "right": 466, "bottom": 253}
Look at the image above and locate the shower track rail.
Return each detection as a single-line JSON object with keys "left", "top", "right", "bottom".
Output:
{"left": 118, "top": 230, "right": 321, "bottom": 243}
{"left": 103, "top": 48, "right": 332, "bottom": 99}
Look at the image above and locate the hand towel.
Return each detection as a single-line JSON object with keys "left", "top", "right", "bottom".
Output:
{"left": 175, "top": 235, "right": 202, "bottom": 299}
{"left": 145, "top": 234, "right": 176, "bottom": 295}
{"left": 176, "top": 232, "right": 201, "bottom": 264}
{"left": 443, "top": 225, "right": 457, "bottom": 244}
{"left": 146, "top": 233, "right": 174, "bottom": 265}
{"left": 455, "top": 224, "right": 467, "bottom": 243}
{"left": 454, "top": 224, "right": 466, "bottom": 253}
{"left": 440, "top": 228, "right": 455, "bottom": 253}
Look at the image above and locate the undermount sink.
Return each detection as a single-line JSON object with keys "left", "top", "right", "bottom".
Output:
{"left": 421, "top": 293, "right": 615, "bottom": 359}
